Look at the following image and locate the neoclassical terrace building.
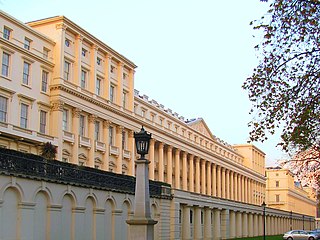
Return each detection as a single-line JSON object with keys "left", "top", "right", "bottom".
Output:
{"left": 0, "top": 10, "right": 314, "bottom": 239}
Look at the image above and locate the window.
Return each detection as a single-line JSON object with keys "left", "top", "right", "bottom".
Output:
{"left": 3, "top": 27, "right": 11, "bottom": 40}
{"left": 122, "top": 131, "right": 126, "bottom": 150}
{"left": 97, "top": 57, "right": 101, "bottom": 65}
{"left": 96, "top": 77, "right": 101, "bottom": 95}
{"left": 64, "top": 61, "right": 70, "bottom": 80}
{"left": 275, "top": 194, "right": 280, "bottom": 202}
{"left": 41, "top": 70, "right": 49, "bottom": 92}
{"left": 81, "top": 70, "right": 87, "bottom": 88}
{"left": 94, "top": 121, "right": 100, "bottom": 141}
{"left": 110, "top": 65, "right": 115, "bottom": 73}
{"left": 79, "top": 115, "right": 85, "bottom": 136}
{"left": 123, "top": 72, "right": 127, "bottom": 79}
{"left": 62, "top": 109, "right": 68, "bottom": 131}
{"left": 43, "top": 48, "right": 49, "bottom": 59}
{"left": 109, "top": 85, "right": 114, "bottom": 103}
{"left": 22, "top": 62, "right": 30, "bottom": 85}
{"left": 109, "top": 126, "right": 114, "bottom": 145}
{"left": 275, "top": 181, "right": 279, "bottom": 187}
{"left": 0, "top": 96, "right": 8, "bottom": 122}
{"left": 141, "top": 110, "right": 145, "bottom": 118}
{"left": 1, "top": 52, "right": 10, "bottom": 77}
{"left": 24, "top": 38, "right": 31, "bottom": 50}
{"left": 39, "top": 110, "right": 47, "bottom": 134}
{"left": 122, "top": 91, "right": 127, "bottom": 108}
{"left": 20, "top": 103, "right": 28, "bottom": 128}
{"left": 65, "top": 39, "right": 70, "bottom": 47}
{"left": 81, "top": 48, "right": 87, "bottom": 57}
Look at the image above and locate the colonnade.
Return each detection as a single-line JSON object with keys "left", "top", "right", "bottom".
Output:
{"left": 148, "top": 140, "right": 265, "bottom": 205}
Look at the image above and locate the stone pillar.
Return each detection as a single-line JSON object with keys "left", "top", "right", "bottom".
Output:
{"left": 158, "top": 142, "right": 164, "bottom": 182}
{"left": 241, "top": 176, "right": 245, "bottom": 202}
{"left": 254, "top": 214, "right": 259, "bottom": 236}
{"left": 221, "top": 168, "right": 226, "bottom": 198}
{"left": 238, "top": 175, "right": 241, "bottom": 202}
{"left": 248, "top": 213, "right": 254, "bottom": 237}
{"left": 242, "top": 212, "right": 248, "bottom": 238}
{"left": 167, "top": 146, "right": 173, "bottom": 184}
{"left": 102, "top": 120, "right": 110, "bottom": 171}
{"left": 204, "top": 208, "right": 212, "bottom": 240}
{"left": 194, "top": 207, "right": 202, "bottom": 240}
{"left": 50, "top": 100, "right": 64, "bottom": 161}
{"left": 206, "top": 162, "right": 212, "bottom": 196}
{"left": 88, "top": 114, "right": 96, "bottom": 168}
{"left": 201, "top": 159, "right": 206, "bottom": 194}
{"left": 54, "top": 23, "right": 67, "bottom": 84}
{"left": 236, "top": 212, "right": 242, "bottom": 238}
{"left": 71, "top": 107, "right": 80, "bottom": 164}
{"left": 230, "top": 171, "right": 234, "bottom": 200}
{"left": 229, "top": 210, "right": 236, "bottom": 239}
{"left": 212, "top": 164, "right": 216, "bottom": 197}
{"left": 115, "top": 126, "right": 123, "bottom": 174}
{"left": 221, "top": 209, "right": 230, "bottom": 240}
{"left": 116, "top": 62, "right": 124, "bottom": 106}
{"left": 182, "top": 152, "right": 188, "bottom": 191}
{"left": 74, "top": 35, "right": 83, "bottom": 86}
{"left": 90, "top": 45, "right": 98, "bottom": 93}
{"left": 182, "top": 205, "right": 191, "bottom": 240}
{"left": 175, "top": 149, "right": 180, "bottom": 189}
{"left": 226, "top": 170, "right": 230, "bottom": 199}
{"left": 149, "top": 139, "right": 155, "bottom": 180}
{"left": 217, "top": 166, "right": 221, "bottom": 198}
{"left": 195, "top": 157, "right": 200, "bottom": 193}
{"left": 128, "top": 130, "right": 135, "bottom": 176}
{"left": 214, "top": 209, "right": 221, "bottom": 240}
{"left": 234, "top": 173, "right": 238, "bottom": 201}
{"left": 189, "top": 155, "right": 194, "bottom": 192}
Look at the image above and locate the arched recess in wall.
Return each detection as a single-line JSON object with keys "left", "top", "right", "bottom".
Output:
{"left": 104, "top": 198, "right": 116, "bottom": 240}
{"left": 120, "top": 200, "right": 131, "bottom": 240}
{"left": 1, "top": 187, "right": 20, "bottom": 240}
{"left": 151, "top": 202, "right": 160, "bottom": 239}
{"left": 34, "top": 191, "right": 50, "bottom": 240}
{"left": 84, "top": 196, "right": 96, "bottom": 240}
{"left": 61, "top": 194, "right": 75, "bottom": 240}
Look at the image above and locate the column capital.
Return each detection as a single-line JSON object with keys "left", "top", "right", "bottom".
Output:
{"left": 158, "top": 142, "right": 164, "bottom": 149}
{"left": 166, "top": 145, "right": 172, "bottom": 152}
{"left": 51, "top": 100, "right": 64, "bottom": 112}
{"left": 175, "top": 148, "right": 180, "bottom": 154}
{"left": 88, "top": 114, "right": 97, "bottom": 123}
{"left": 128, "top": 130, "right": 134, "bottom": 138}
{"left": 103, "top": 120, "right": 112, "bottom": 128}
{"left": 195, "top": 156, "right": 200, "bottom": 163}
{"left": 116, "top": 125, "right": 124, "bottom": 134}
{"left": 72, "top": 107, "right": 81, "bottom": 118}
{"left": 76, "top": 34, "right": 84, "bottom": 41}
{"left": 56, "top": 23, "right": 67, "bottom": 30}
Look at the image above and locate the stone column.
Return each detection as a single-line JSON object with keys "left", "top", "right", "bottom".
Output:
{"left": 217, "top": 166, "right": 221, "bottom": 198}
{"left": 229, "top": 210, "right": 236, "bottom": 239}
{"left": 214, "top": 209, "right": 221, "bottom": 240}
{"left": 194, "top": 207, "right": 202, "bottom": 240}
{"left": 102, "top": 120, "right": 110, "bottom": 171}
{"left": 74, "top": 34, "right": 83, "bottom": 86}
{"left": 221, "top": 209, "right": 230, "bottom": 240}
{"left": 226, "top": 170, "right": 230, "bottom": 199}
{"left": 182, "top": 205, "right": 191, "bottom": 240}
{"left": 189, "top": 155, "right": 194, "bottom": 192}
{"left": 234, "top": 173, "right": 238, "bottom": 201}
{"left": 206, "top": 162, "right": 212, "bottom": 196}
{"left": 175, "top": 149, "right": 180, "bottom": 189}
{"left": 241, "top": 175, "right": 245, "bottom": 202}
{"left": 167, "top": 146, "right": 173, "bottom": 184}
{"left": 254, "top": 214, "right": 259, "bottom": 236}
{"left": 230, "top": 171, "right": 234, "bottom": 200}
{"left": 88, "top": 114, "right": 97, "bottom": 168}
{"left": 204, "top": 208, "right": 212, "bottom": 240}
{"left": 158, "top": 143, "right": 164, "bottom": 182}
{"left": 90, "top": 45, "right": 98, "bottom": 93}
{"left": 54, "top": 23, "right": 67, "bottom": 84}
{"left": 195, "top": 157, "right": 200, "bottom": 193}
{"left": 212, "top": 164, "right": 216, "bottom": 197}
{"left": 71, "top": 107, "right": 81, "bottom": 164}
{"left": 248, "top": 213, "right": 254, "bottom": 237}
{"left": 50, "top": 100, "right": 64, "bottom": 161}
{"left": 201, "top": 159, "right": 206, "bottom": 194}
{"left": 128, "top": 130, "right": 135, "bottom": 176}
{"left": 221, "top": 168, "right": 226, "bottom": 198}
{"left": 149, "top": 139, "right": 155, "bottom": 180}
{"left": 237, "top": 175, "right": 241, "bottom": 202}
{"left": 182, "top": 152, "right": 188, "bottom": 191}
{"left": 115, "top": 125, "right": 123, "bottom": 174}
{"left": 236, "top": 212, "right": 242, "bottom": 238}
{"left": 116, "top": 62, "right": 124, "bottom": 106}
{"left": 242, "top": 212, "right": 248, "bottom": 238}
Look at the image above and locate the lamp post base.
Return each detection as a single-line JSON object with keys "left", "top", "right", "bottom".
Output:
{"left": 127, "top": 218, "right": 158, "bottom": 240}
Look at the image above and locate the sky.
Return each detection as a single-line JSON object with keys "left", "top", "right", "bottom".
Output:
{"left": 1, "top": 0, "right": 288, "bottom": 166}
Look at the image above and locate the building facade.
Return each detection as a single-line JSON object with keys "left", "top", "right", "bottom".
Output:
{"left": 0, "top": 10, "right": 315, "bottom": 239}
{"left": 266, "top": 167, "right": 317, "bottom": 217}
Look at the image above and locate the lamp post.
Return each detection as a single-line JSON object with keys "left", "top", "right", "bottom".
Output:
{"left": 126, "top": 127, "right": 157, "bottom": 240}
{"left": 262, "top": 201, "right": 266, "bottom": 240}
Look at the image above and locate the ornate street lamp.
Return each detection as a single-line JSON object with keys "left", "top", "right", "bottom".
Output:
{"left": 262, "top": 201, "right": 266, "bottom": 240}
{"left": 127, "top": 127, "right": 157, "bottom": 240}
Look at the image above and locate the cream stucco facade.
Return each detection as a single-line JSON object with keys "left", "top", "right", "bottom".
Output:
{"left": 266, "top": 167, "right": 317, "bottom": 217}
{"left": 0, "top": 10, "right": 316, "bottom": 239}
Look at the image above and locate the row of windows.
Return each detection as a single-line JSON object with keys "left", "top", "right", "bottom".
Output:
{"left": 0, "top": 96, "right": 48, "bottom": 134}
{"left": 1, "top": 52, "right": 50, "bottom": 93}
{"left": 62, "top": 109, "right": 127, "bottom": 148}
{"left": 3, "top": 26, "right": 50, "bottom": 59}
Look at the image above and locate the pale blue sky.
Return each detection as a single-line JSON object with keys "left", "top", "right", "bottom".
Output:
{"left": 1, "top": 0, "right": 286, "bottom": 165}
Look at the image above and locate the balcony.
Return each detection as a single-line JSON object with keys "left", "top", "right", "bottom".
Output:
{"left": 95, "top": 141, "right": 106, "bottom": 152}
{"left": 123, "top": 149, "right": 131, "bottom": 159}
{"left": 63, "top": 131, "right": 74, "bottom": 143}
{"left": 79, "top": 136, "right": 91, "bottom": 148}
{"left": 109, "top": 145, "right": 119, "bottom": 156}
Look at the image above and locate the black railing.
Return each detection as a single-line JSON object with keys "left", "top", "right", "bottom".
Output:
{"left": 0, "top": 148, "right": 171, "bottom": 199}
